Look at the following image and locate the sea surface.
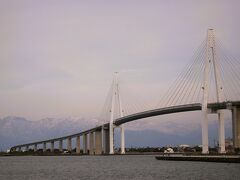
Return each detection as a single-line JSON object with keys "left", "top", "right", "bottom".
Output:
{"left": 0, "top": 155, "right": 240, "bottom": 180}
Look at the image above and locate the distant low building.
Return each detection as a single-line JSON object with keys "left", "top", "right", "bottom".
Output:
{"left": 179, "top": 144, "right": 190, "bottom": 149}
{"left": 225, "top": 138, "right": 233, "bottom": 147}
{"left": 225, "top": 138, "right": 234, "bottom": 152}
{"left": 164, "top": 148, "right": 174, "bottom": 153}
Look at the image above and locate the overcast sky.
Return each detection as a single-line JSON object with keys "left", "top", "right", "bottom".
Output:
{"left": 0, "top": 0, "right": 239, "bottom": 125}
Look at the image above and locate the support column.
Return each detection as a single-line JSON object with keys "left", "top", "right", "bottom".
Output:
{"left": 51, "top": 141, "right": 54, "bottom": 152}
{"left": 26, "top": 145, "right": 29, "bottom": 152}
{"left": 34, "top": 144, "right": 37, "bottom": 152}
{"left": 95, "top": 131, "right": 102, "bottom": 155}
{"left": 218, "top": 110, "right": 226, "bottom": 153}
{"left": 121, "top": 125, "right": 125, "bottom": 154}
{"left": 76, "top": 136, "right": 81, "bottom": 154}
{"left": 89, "top": 132, "right": 94, "bottom": 155}
{"left": 202, "top": 111, "right": 209, "bottom": 154}
{"left": 109, "top": 124, "right": 114, "bottom": 154}
{"left": 102, "top": 126, "right": 106, "bottom": 154}
{"left": 83, "top": 134, "right": 88, "bottom": 154}
{"left": 43, "top": 142, "right": 46, "bottom": 152}
{"left": 67, "top": 137, "right": 72, "bottom": 152}
{"left": 232, "top": 107, "right": 240, "bottom": 149}
{"left": 59, "top": 140, "right": 63, "bottom": 152}
{"left": 104, "top": 129, "right": 110, "bottom": 154}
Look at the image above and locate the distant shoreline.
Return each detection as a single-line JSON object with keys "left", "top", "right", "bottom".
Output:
{"left": 1, "top": 151, "right": 239, "bottom": 157}
{"left": 155, "top": 155, "right": 240, "bottom": 163}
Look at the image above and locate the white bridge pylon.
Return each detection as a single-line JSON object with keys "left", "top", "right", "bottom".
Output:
{"left": 109, "top": 72, "right": 125, "bottom": 154}
{"left": 202, "top": 29, "right": 226, "bottom": 154}
{"left": 109, "top": 29, "right": 227, "bottom": 155}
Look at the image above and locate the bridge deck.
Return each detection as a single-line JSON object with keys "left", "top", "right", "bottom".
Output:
{"left": 11, "top": 101, "right": 240, "bottom": 149}
{"left": 114, "top": 103, "right": 202, "bottom": 126}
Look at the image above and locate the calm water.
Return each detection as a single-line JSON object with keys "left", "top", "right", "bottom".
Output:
{"left": 0, "top": 155, "right": 240, "bottom": 180}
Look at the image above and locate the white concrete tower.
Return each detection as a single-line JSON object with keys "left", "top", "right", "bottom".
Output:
{"left": 109, "top": 72, "right": 125, "bottom": 154}
{"left": 209, "top": 29, "right": 226, "bottom": 153}
{"left": 109, "top": 72, "right": 117, "bottom": 154}
{"left": 202, "top": 29, "right": 211, "bottom": 154}
{"left": 202, "top": 29, "right": 226, "bottom": 154}
{"left": 116, "top": 74, "right": 125, "bottom": 154}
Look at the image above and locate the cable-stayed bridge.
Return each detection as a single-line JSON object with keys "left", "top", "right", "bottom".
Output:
{"left": 11, "top": 29, "right": 240, "bottom": 154}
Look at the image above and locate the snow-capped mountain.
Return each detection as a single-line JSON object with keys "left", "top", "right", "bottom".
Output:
{"left": 0, "top": 116, "right": 233, "bottom": 151}
{"left": 0, "top": 116, "right": 97, "bottom": 151}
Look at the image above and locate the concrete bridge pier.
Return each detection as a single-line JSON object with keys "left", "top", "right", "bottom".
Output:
{"left": 89, "top": 132, "right": 94, "bottom": 155}
{"left": 76, "top": 136, "right": 81, "bottom": 154}
{"left": 121, "top": 125, "right": 125, "bottom": 154}
{"left": 83, "top": 134, "right": 88, "bottom": 154}
{"left": 51, "top": 141, "right": 54, "bottom": 152}
{"left": 201, "top": 110, "right": 209, "bottom": 154}
{"left": 101, "top": 127, "right": 110, "bottom": 154}
{"left": 232, "top": 107, "right": 240, "bottom": 149}
{"left": 101, "top": 127, "right": 106, "bottom": 154}
{"left": 104, "top": 129, "right": 110, "bottom": 154}
{"left": 67, "top": 137, "right": 72, "bottom": 152}
{"left": 34, "top": 144, "right": 37, "bottom": 152}
{"left": 94, "top": 130, "right": 102, "bottom": 155}
{"left": 217, "top": 110, "right": 226, "bottom": 154}
{"left": 59, "top": 140, "right": 63, "bottom": 152}
{"left": 43, "top": 142, "right": 46, "bottom": 152}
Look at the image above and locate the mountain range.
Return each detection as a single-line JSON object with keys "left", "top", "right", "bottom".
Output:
{"left": 0, "top": 116, "right": 95, "bottom": 151}
{"left": 0, "top": 116, "right": 232, "bottom": 151}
